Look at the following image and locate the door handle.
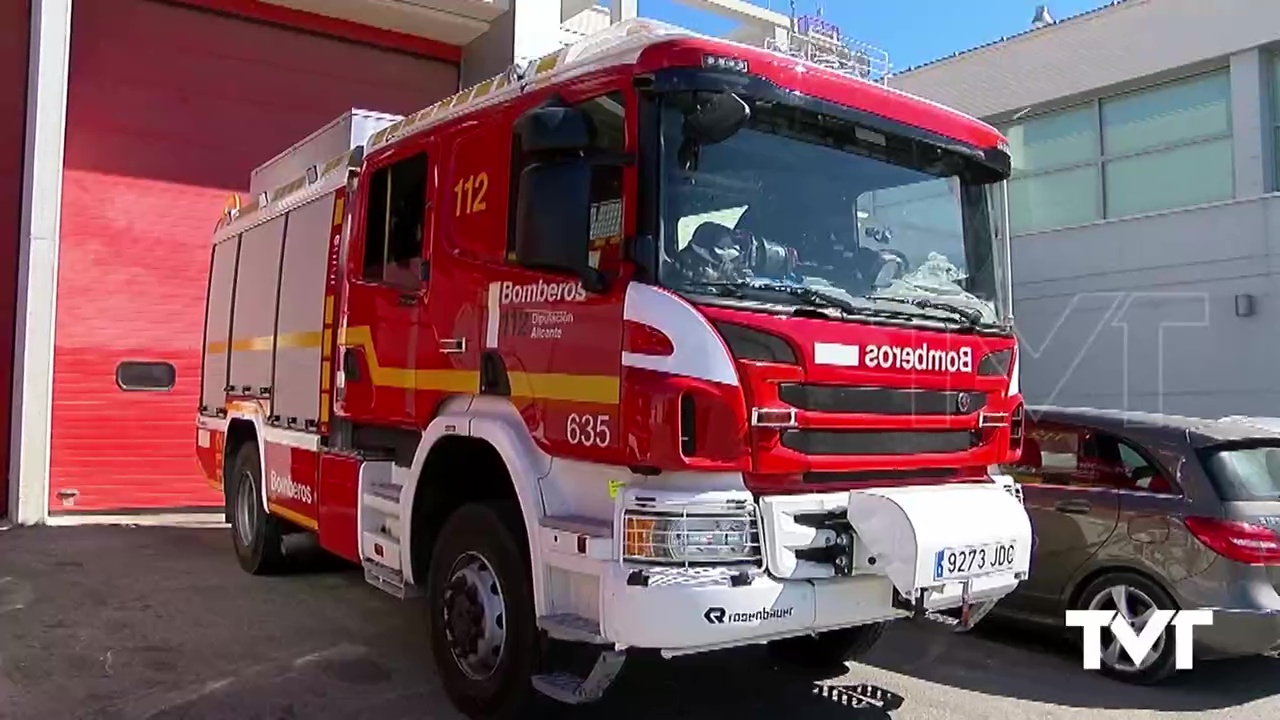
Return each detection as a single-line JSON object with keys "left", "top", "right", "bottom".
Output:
{"left": 439, "top": 338, "right": 466, "bottom": 354}
{"left": 1054, "top": 499, "right": 1092, "bottom": 515}
{"left": 398, "top": 293, "right": 417, "bottom": 307}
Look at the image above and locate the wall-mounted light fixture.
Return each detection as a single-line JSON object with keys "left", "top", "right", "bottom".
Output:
{"left": 1235, "top": 293, "right": 1257, "bottom": 318}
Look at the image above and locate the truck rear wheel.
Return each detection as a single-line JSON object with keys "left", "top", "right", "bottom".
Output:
{"left": 427, "top": 502, "right": 538, "bottom": 720}
{"left": 766, "top": 621, "right": 888, "bottom": 670}
{"left": 227, "top": 441, "right": 286, "bottom": 575}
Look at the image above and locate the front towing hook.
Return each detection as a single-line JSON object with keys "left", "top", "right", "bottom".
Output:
{"left": 894, "top": 580, "right": 998, "bottom": 633}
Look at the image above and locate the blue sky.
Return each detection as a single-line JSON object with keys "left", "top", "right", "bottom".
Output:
{"left": 638, "top": 0, "right": 1113, "bottom": 71}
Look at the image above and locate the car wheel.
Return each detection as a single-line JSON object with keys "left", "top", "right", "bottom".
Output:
{"left": 227, "top": 441, "right": 286, "bottom": 575}
{"left": 1076, "top": 572, "right": 1180, "bottom": 684}
{"left": 766, "top": 621, "right": 887, "bottom": 670}
{"left": 427, "top": 502, "right": 539, "bottom": 720}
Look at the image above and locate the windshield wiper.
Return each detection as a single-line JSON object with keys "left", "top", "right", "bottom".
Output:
{"left": 863, "top": 294, "right": 985, "bottom": 327}
{"left": 686, "top": 280, "right": 931, "bottom": 324}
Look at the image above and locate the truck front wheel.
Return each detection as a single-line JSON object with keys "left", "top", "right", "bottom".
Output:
{"left": 766, "top": 621, "right": 888, "bottom": 670}
{"left": 427, "top": 502, "right": 538, "bottom": 720}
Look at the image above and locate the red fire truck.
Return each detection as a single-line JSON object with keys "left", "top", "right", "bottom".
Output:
{"left": 197, "top": 19, "right": 1031, "bottom": 718}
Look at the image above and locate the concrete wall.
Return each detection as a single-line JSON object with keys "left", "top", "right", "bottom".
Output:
{"left": 1011, "top": 194, "right": 1280, "bottom": 416}
{"left": 894, "top": 0, "right": 1280, "bottom": 418}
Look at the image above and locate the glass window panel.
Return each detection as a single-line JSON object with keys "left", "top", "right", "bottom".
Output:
{"left": 1004, "top": 105, "right": 1099, "bottom": 173}
{"left": 1103, "top": 138, "right": 1233, "bottom": 218}
{"left": 1272, "top": 54, "right": 1280, "bottom": 116}
{"left": 1008, "top": 166, "right": 1101, "bottom": 234}
{"left": 1101, "top": 71, "right": 1231, "bottom": 156}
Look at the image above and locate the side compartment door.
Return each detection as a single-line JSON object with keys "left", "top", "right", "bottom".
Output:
{"left": 339, "top": 150, "right": 430, "bottom": 428}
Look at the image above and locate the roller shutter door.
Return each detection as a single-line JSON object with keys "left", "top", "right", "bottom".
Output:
{"left": 52, "top": 0, "right": 458, "bottom": 512}
{"left": 0, "top": 0, "right": 31, "bottom": 519}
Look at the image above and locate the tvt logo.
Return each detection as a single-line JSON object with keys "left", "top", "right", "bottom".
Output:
{"left": 1065, "top": 609, "right": 1213, "bottom": 670}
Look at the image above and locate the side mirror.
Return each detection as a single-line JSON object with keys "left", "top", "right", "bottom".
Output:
{"left": 683, "top": 92, "right": 750, "bottom": 145}
{"left": 514, "top": 106, "right": 593, "bottom": 154}
{"left": 513, "top": 160, "right": 604, "bottom": 291}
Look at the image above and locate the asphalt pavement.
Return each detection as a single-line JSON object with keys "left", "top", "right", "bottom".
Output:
{"left": 1, "top": 523, "right": 1277, "bottom": 720}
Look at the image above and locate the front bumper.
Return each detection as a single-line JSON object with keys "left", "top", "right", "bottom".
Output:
{"left": 602, "top": 480, "right": 1033, "bottom": 654}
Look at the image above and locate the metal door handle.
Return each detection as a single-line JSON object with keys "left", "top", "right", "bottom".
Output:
{"left": 1054, "top": 499, "right": 1092, "bottom": 515}
{"left": 398, "top": 293, "right": 417, "bottom": 307}
{"left": 439, "top": 338, "right": 466, "bottom": 354}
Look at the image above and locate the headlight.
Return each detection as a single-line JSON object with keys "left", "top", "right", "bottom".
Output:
{"left": 622, "top": 498, "right": 761, "bottom": 565}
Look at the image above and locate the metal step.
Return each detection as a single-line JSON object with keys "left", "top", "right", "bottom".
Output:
{"left": 362, "top": 561, "right": 419, "bottom": 600}
{"left": 531, "top": 649, "right": 626, "bottom": 705}
{"left": 362, "top": 481, "right": 402, "bottom": 517}
{"left": 539, "top": 613, "right": 609, "bottom": 644}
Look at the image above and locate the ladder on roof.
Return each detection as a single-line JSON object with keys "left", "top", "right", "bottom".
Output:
{"left": 766, "top": 13, "right": 891, "bottom": 85}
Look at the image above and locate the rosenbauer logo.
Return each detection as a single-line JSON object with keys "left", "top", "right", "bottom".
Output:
{"left": 814, "top": 341, "right": 973, "bottom": 373}
{"left": 498, "top": 279, "right": 587, "bottom": 305}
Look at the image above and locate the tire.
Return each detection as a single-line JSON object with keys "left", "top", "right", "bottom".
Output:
{"left": 766, "top": 621, "right": 888, "bottom": 670}
{"left": 1075, "top": 572, "right": 1180, "bottom": 685}
{"left": 427, "top": 502, "right": 539, "bottom": 720}
{"left": 227, "top": 441, "right": 286, "bottom": 575}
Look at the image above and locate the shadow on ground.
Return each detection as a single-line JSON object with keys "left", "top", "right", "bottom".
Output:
{"left": 3, "top": 525, "right": 1277, "bottom": 719}
{"left": 0, "top": 526, "right": 901, "bottom": 720}
{"left": 858, "top": 612, "right": 1280, "bottom": 713}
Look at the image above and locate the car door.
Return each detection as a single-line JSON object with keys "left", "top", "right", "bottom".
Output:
{"left": 1091, "top": 430, "right": 1200, "bottom": 582}
{"left": 1003, "top": 420, "right": 1121, "bottom": 617}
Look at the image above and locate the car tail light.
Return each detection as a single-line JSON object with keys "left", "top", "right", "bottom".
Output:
{"left": 1184, "top": 516, "right": 1280, "bottom": 565}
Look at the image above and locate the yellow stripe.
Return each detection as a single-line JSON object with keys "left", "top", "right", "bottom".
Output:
{"left": 267, "top": 502, "right": 318, "bottom": 531}
{"left": 324, "top": 297, "right": 334, "bottom": 324}
{"left": 207, "top": 330, "right": 324, "bottom": 354}
{"left": 331, "top": 197, "right": 345, "bottom": 226}
{"left": 320, "top": 361, "right": 331, "bottom": 391}
{"left": 210, "top": 326, "right": 618, "bottom": 404}
{"left": 508, "top": 372, "right": 619, "bottom": 405}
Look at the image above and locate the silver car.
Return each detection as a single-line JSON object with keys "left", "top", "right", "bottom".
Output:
{"left": 994, "top": 406, "right": 1280, "bottom": 684}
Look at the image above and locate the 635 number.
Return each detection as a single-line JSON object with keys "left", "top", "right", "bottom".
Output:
{"left": 566, "top": 413, "right": 611, "bottom": 448}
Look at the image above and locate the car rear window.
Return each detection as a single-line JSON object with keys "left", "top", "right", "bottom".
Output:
{"left": 1199, "top": 443, "right": 1280, "bottom": 501}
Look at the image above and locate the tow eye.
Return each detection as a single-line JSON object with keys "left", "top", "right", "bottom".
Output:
{"left": 892, "top": 580, "right": 998, "bottom": 633}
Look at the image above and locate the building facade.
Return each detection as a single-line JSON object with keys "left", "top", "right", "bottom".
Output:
{"left": 894, "top": 0, "right": 1280, "bottom": 420}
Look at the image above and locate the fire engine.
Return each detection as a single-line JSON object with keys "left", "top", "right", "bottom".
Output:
{"left": 196, "top": 18, "right": 1032, "bottom": 718}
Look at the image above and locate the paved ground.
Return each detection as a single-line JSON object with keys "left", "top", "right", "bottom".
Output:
{"left": 1, "top": 524, "right": 1278, "bottom": 720}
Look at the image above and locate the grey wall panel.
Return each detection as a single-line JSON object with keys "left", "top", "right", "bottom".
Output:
{"left": 1013, "top": 195, "right": 1280, "bottom": 418}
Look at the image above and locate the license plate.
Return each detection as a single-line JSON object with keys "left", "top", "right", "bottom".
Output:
{"left": 933, "top": 541, "right": 1018, "bottom": 581}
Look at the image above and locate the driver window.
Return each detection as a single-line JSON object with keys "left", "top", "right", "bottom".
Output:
{"left": 362, "top": 152, "right": 428, "bottom": 288}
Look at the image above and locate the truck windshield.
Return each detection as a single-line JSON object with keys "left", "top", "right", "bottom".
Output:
{"left": 656, "top": 91, "right": 1012, "bottom": 327}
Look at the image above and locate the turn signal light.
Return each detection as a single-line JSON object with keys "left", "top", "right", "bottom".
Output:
{"left": 623, "top": 320, "right": 674, "bottom": 357}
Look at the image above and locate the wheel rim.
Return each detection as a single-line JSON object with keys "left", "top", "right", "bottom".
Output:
{"left": 1086, "top": 583, "right": 1165, "bottom": 673}
{"left": 442, "top": 551, "right": 507, "bottom": 681}
{"left": 235, "top": 469, "right": 258, "bottom": 547}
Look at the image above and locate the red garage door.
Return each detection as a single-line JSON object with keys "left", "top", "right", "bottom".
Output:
{"left": 53, "top": 0, "right": 458, "bottom": 512}
{"left": 0, "top": 0, "right": 31, "bottom": 519}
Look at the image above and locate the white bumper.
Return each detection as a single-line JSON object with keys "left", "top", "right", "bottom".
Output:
{"left": 601, "top": 480, "right": 1031, "bottom": 653}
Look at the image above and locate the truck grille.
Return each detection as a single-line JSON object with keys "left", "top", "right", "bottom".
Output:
{"left": 779, "top": 429, "right": 978, "bottom": 456}
{"left": 778, "top": 384, "right": 986, "bottom": 416}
